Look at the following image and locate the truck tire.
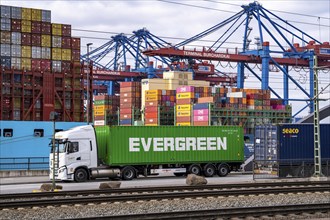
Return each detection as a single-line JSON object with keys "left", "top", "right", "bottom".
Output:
{"left": 187, "top": 164, "right": 202, "bottom": 175}
{"left": 121, "top": 166, "right": 135, "bottom": 180}
{"left": 203, "top": 164, "right": 216, "bottom": 177}
{"left": 74, "top": 168, "right": 88, "bottom": 182}
{"left": 217, "top": 164, "right": 229, "bottom": 177}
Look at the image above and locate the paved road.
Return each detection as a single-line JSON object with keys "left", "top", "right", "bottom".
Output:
{"left": 0, "top": 173, "right": 255, "bottom": 194}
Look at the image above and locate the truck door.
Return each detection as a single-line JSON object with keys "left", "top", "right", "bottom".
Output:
{"left": 66, "top": 140, "right": 90, "bottom": 166}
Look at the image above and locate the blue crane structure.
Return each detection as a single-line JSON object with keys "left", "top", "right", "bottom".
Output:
{"left": 144, "top": 2, "right": 330, "bottom": 117}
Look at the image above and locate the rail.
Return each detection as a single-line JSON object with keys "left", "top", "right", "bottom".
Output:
{"left": 0, "top": 157, "right": 49, "bottom": 170}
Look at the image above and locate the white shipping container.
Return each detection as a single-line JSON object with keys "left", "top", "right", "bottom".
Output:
{"left": 11, "top": 32, "right": 21, "bottom": 44}
{"left": 227, "top": 92, "right": 246, "bottom": 98}
{"left": 94, "top": 120, "right": 105, "bottom": 126}
{"left": 32, "top": 46, "right": 41, "bottom": 58}
{"left": 41, "top": 47, "right": 51, "bottom": 59}
{"left": 11, "top": 57, "right": 21, "bottom": 69}
{"left": 0, "top": 5, "right": 11, "bottom": 18}
{"left": 0, "top": 18, "right": 11, "bottom": 31}
{"left": 0, "top": 44, "right": 11, "bottom": 56}
{"left": 52, "top": 60, "right": 61, "bottom": 72}
{"left": 52, "top": 36, "right": 62, "bottom": 48}
{"left": 11, "top": 45, "right": 21, "bottom": 57}
{"left": 11, "top": 6, "right": 22, "bottom": 19}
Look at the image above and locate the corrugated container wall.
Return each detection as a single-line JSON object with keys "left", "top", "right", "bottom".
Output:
{"left": 95, "top": 126, "right": 244, "bottom": 166}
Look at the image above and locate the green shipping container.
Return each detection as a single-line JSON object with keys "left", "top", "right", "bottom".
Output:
{"left": 95, "top": 126, "right": 244, "bottom": 166}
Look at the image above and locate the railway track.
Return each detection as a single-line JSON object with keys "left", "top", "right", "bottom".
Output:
{"left": 73, "top": 203, "right": 330, "bottom": 220}
{"left": 1, "top": 181, "right": 329, "bottom": 210}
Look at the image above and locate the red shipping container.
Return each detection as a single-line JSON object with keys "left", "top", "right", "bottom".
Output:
{"left": 71, "top": 37, "right": 80, "bottom": 49}
{"left": 11, "top": 19, "right": 22, "bottom": 32}
{"left": 72, "top": 49, "right": 80, "bottom": 61}
{"left": 120, "top": 103, "right": 132, "bottom": 108}
{"left": 62, "top": 24, "right": 71, "bottom": 37}
{"left": 120, "top": 114, "right": 132, "bottom": 120}
{"left": 193, "top": 115, "right": 209, "bottom": 122}
{"left": 120, "top": 87, "right": 138, "bottom": 93}
{"left": 176, "top": 116, "right": 191, "bottom": 123}
{"left": 21, "top": 33, "right": 31, "bottom": 45}
{"left": 31, "top": 34, "right": 41, "bottom": 46}
{"left": 121, "top": 92, "right": 134, "bottom": 98}
{"left": 62, "top": 37, "right": 71, "bottom": 49}
{"left": 193, "top": 109, "right": 209, "bottom": 116}
{"left": 31, "top": 21, "right": 41, "bottom": 34}
{"left": 176, "top": 98, "right": 193, "bottom": 105}
{"left": 94, "top": 115, "right": 105, "bottom": 120}
{"left": 145, "top": 106, "right": 158, "bottom": 112}
{"left": 145, "top": 112, "right": 158, "bottom": 118}
{"left": 120, "top": 81, "right": 140, "bottom": 88}
{"left": 193, "top": 121, "right": 209, "bottom": 126}
{"left": 41, "top": 22, "right": 51, "bottom": 34}
{"left": 120, "top": 108, "right": 132, "bottom": 114}
{"left": 40, "top": 59, "right": 51, "bottom": 72}
{"left": 145, "top": 118, "right": 158, "bottom": 124}
{"left": 31, "top": 59, "right": 41, "bottom": 71}
{"left": 145, "top": 101, "right": 161, "bottom": 107}
{"left": 61, "top": 61, "right": 71, "bottom": 72}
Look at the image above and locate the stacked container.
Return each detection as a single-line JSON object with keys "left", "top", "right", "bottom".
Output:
{"left": 119, "top": 82, "right": 141, "bottom": 126}
{"left": 0, "top": 5, "right": 84, "bottom": 122}
{"left": 176, "top": 86, "right": 195, "bottom": 126}
{"left": 93, "top": 95, "right": 119, "bottom": 126}
{"left": 144, "top": 89, "right": 175, "bottom": 126}
{"left": 193, "top": 103, "right": 209, "bottom": 126}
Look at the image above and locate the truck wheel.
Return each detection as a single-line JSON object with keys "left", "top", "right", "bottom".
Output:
{"left": 203, "top": 164, "right": 216, "bottom": 177}
{"left": 74, "top": 168, "right": 88, "bottom": 182}
{"left": 121, "top": 166, "right": 135, "bottom": 180}
{"left": 217, "top": 164, "right": 229, "bottom": 177}
{"left": 187, "top": 164, "right": 202, "bottom": 175}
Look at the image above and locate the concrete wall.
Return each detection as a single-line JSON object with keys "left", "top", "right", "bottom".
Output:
{"left": 0, "top": 170, "right": 49, "bottom": 178}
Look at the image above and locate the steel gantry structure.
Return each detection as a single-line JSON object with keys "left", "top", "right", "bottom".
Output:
{"left": 143, "top": 2, "right": 330, "bottom": 116}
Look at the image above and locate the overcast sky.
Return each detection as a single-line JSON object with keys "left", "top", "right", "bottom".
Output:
{"left": 2, "top": 0, "right": 330, "bottom": 121}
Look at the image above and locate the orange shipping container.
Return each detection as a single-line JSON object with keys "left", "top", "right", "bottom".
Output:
{"left": 120, "top": 114, "right": 132, "bottom": 119}
{"left": 145, "top": 118, "right": 158, "bottom": 124}
{"left": 120, "top": 108, "right": 132, "bottom": 114}
{"left": 176, "top": 116, "right": 191, "bottom": 123}
{"left": 145, "top": 112, "right": 158, "bottom": 118}
{"left": 193, "top": 121, "right": 209, "bottom": 126}
{"left": 145, "top": 101, "right": 161, "bottom": 107}
{"left": 176, "top": 98, "right": 192, "bottom": 105}
{"left": 198, "top": 97, "right": 214, "bottom": 103}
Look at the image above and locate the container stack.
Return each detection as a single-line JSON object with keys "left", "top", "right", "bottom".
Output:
{"left": 119, "top": 82, "right": 141, "bottom": 126}
{"left": 144, "top": 89, "right": 175, "bottom": 126}
{"left": 93, "top": 95, "right": 119, "bottom": 126}
{"left": 0, "top": 5, "right": 84, "bottom": 121}
{"left": 193, "top": 103, "right": 209, "bottom": 126}
{"left": 176, "top": 86, "right": 194, "bottom": 126}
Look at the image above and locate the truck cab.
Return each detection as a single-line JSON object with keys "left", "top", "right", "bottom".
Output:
{"left": 50, "top": 125, "right": 98, "bottom": 181}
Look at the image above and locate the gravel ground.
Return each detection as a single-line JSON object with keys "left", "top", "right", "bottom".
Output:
{"left": 0, "top": 192, "right": 329, "bottom": 220}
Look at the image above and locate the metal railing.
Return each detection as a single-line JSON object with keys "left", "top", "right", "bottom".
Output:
{"left": 0, "top": 157, "right": 49, "bottom": 170}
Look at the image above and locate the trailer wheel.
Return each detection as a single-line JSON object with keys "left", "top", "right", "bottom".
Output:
{"left": 74, "top": 168, "right": 88, "bottom": 182}
{"left": 187, "top": 164, "right": 202, "bottom": 175}
{"left": 121, "top": 166, "right": 135, "bottom": 180}
{"left": 217, "top": 164, "right": 230, "bottom": 177}
{"left": 203, "top": 164, "right": 216, "bottom": 177}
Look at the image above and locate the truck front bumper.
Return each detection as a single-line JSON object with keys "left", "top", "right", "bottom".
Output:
{"left": 50, "top": 166, "right": 74, "bottom": 181}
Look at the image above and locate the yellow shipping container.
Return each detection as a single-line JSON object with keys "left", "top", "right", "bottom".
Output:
{"left": 52, "top": 48, "right": 62, "bottom": 60}
{"left": 145, "top": 95, "right": 160, "bottom": 101}
{"left": 21, "top": 20, "right": 32, "bottom": 33}
{"left": 21, "top": 58, "right": 31, "bottom": 70}
{"left": 176, "top": 122, "right": 191, "bottom": 126}
{"left": 31, "top": 9, "right": 42, "bottom": 21}
{"left": 52, "top": 23, "right": 62, "bottom": 36}
{"left": 176, "top": 92, "right": 194, "bottom": 100}
{"left": 41, "top": 35, "right": 51, "bottom": 47}
{"left": 94, "top": 110, "right": 105, "bottom": 116}
{"left": 61, "top": 49, "right": 72, "bottom": 61}
{"left": 176, "top": 104, "right": 191, "bottom": 111}
{"left": 94, "top": 105, "right": 112, "bottom": 111}
{"left": 22, "top": 8, "right": 32, "bottom": 20}
{"left": 21, "top": 46, "right": 31, "bottom": 58}
{"left": 176, "top": 110, "right": 191, "bottom": 117}
{"left": 145, "top": 89, "right": 162, "bottom": 96}
{"left": 145, "top": 124, "right": 158, "bottom": 126}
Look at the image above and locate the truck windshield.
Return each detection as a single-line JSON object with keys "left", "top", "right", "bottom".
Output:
{"left": 50, "top": 139, "right": 67, "bottom": 153}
